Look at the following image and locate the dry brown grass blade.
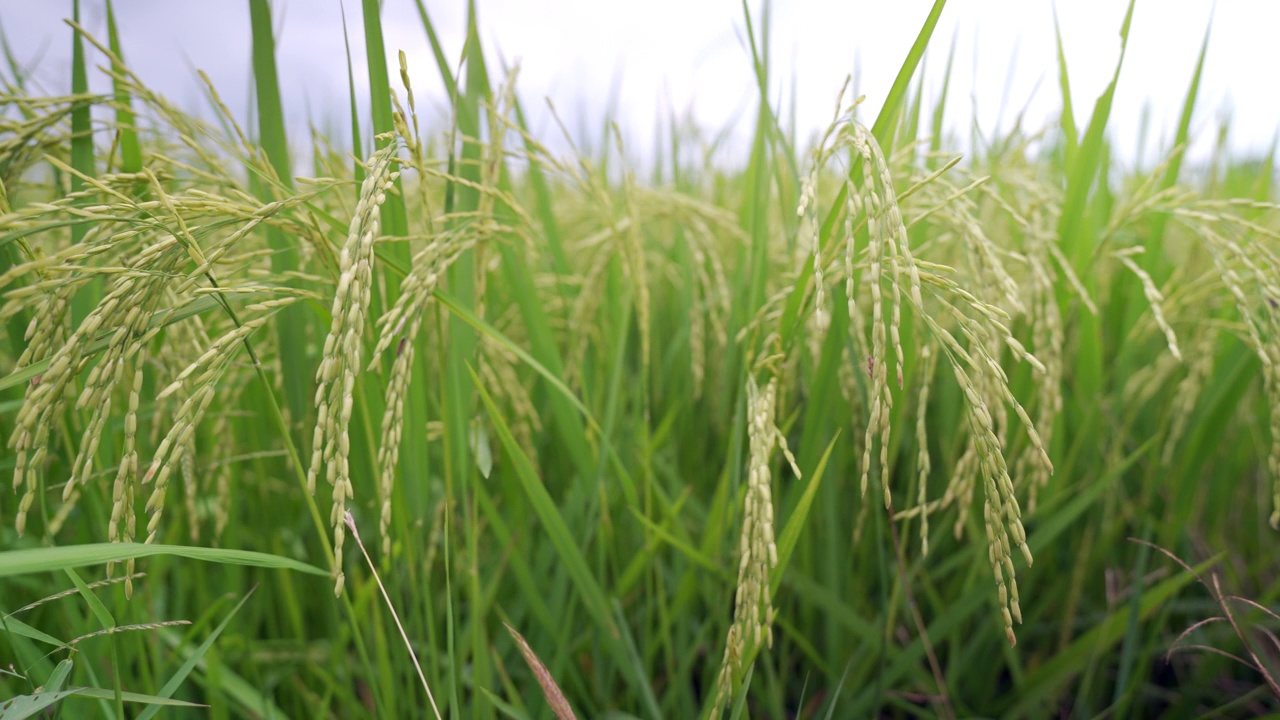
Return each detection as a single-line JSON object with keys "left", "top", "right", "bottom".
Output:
{"left": 503, "top": 621, "right": 577, "bottom": 720}
{"left": 1132, "top": 538, "right": 1280, "bottom": 699}
{"left": 344, "top": 511, "right": 442, "bottom": 720}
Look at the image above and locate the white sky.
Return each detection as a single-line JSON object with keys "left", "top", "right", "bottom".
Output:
{"left": 2, "top": 1, "right": 1277, "bottom": 169}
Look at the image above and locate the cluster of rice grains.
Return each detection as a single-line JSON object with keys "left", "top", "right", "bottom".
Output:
{"left": 0, "top": 151, "right": 308, "bottom": 595}
{"left": 0, "top": 58, "right": 333, "bottom": 587}
{"left": 0, "top": 49, "right": 543, "bottom": 610}
{"left": 791, "top": 85, "right": 1050, "bottom": 653}
{"left": 1172, "top": 204, "right": 1280, "bottom": 527}
{"left": 711, "top": 374, "right": 799, "bottom": 718}
{"left": 7, "top": 222, "right": 184, "bottom": 548}
{"left": 306, "top": 137, "right": 400, "bottom": 596}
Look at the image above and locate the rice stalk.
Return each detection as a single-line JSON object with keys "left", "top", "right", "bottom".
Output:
{"left": 306, "top": 135, "right": 400, "bottom": 595}
{"left": 710, "top": 373, "right": 799, "bottom": 718}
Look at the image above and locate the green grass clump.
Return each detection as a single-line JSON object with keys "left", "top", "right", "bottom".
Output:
{"left": 2, "top": 1, "right": 1280, "bottom": 717}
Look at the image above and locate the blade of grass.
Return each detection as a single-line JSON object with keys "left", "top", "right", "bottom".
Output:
{"left": 1052, "top": 5, "right": 1079, "bottom": 162}
{"left": 1058, "top": 0, "right": 1136, "bottom": 275}
{"left": 1053, "top": 0, "right": 1137, "bottom": 494}
{"left": 0, "top": 615, "right": 65, "bottom": 648}
{"left": 67, "top": 1, "right": 98, "bottom": 326}
{"left": 869, "top": 0, "right": 948, "bottom": 151}
{"left": 0, "top": 544, "right": 327, "bottom": 578}
{"left": 1146, "top": 10, "right": 1212, "bottom": 277}
{"left": 471, "top": 365, "right": 662, "bottom": 719}
{"left": 0, "top": 687, "right": 202, "bottom": 720}
{"left": 64, "top": 568, "right": 122, "bottom": 717}
{"left": 157, "top": 626, "right": 289, "bottom": 719}
{"left": 339, "top": 3, "right": 364, "bottom": 183}
{"left": 247, "top": 0, "right": 309, "bottom": 431}
{"left": 103, "top": 0, "right": 141, "bottom": 179}
{"left": 135, "top": 588, "right": 256, "bottom": 720}
{"left": 771, "top": 435, "right": 839, "bottom": 596}
{"left": 776, "top": 0, "right": 947, "bottom": 355}
{"left": 359, "top": 0, "right": 408, "bottom": 238}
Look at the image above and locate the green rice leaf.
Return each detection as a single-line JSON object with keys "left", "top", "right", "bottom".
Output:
{"left": 0, "top": 544, "right": 327, "bottom": 579}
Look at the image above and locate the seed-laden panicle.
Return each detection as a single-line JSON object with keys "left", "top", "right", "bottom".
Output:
{"left": 1021, "top": 227, "right": 1064, "bottom": 513}
{"left": 711, "top": 375, "right": 800, "bottom": 719}
{"left": 9, "top": 284, "right": 74, "bottom": 532}
{"left": 10, "top": 234, "right": 181, "bottom": 536}
{"left": 71, "top": 250, "right": 176, "bottom": 501}
{"left": 145, "top": 357, "right": 231, "bottom": 546}
{"left": 955, "top": 363, "right": 1032, "bottom": 645}
{"left": 369, "top": 227, "right": 477, "bottom": 559}
{"left": 13, "top": 281, "right": 75, "bottom": 372}
{"left": 797, "top": 85, "right": 1050, "bottom": 646}
{"left": 916, "top": 346, "right": 936, "bottom": 556}
{"left": 798, "top": 170, "right": 826, "bottom": 334}
{"left": 672, "top": 210, "right": 732, "bottom": 399}
{"left": 798, "top": 78, "right": 857, "bottom": 339}
{"left": 145, "top": 297, "right": 296, "bottom": 546}
{"left": 110, "top": 365, "right": 143, "bottom": 597}
{"left": 308, "top": 137, "right": 400, "bottom": 595}
{"left": 1188, "top": 218, "right": 1280, "bottom": 527}
{"left": 1161, "top": 330, "right": 1213, "bottom": 466}
{"left": 940, "top": 191, "right": 1025, "bottom": 317}
{"left": 850, "top": 120, "right": 924, "bottom": 510}
{"left": 857, "top": 124, "right": 926, "bottom": 381}
{"left": 1115, "top": 247, "right": 1182, "bottom": 362}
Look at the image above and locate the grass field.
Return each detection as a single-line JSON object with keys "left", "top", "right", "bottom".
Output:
{"left": 3, "top": 0, "right": 1280, "bottom": 717}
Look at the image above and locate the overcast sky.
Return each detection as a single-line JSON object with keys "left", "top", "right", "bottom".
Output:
{"left": 2, "top": 1, "right": 1276, "bottom": 169}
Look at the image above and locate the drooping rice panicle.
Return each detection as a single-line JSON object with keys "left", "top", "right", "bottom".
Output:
{"left": 307, "top": 136, "right": 400, "bottom": 595}
{"left": 369, "top": 227, "right": 479, "bottom": 558}
{"left": 711, "top": 374, "right": 800, "bottom": 718}
{"left": 1115, "top": 246, "right": 1182, "bottom": 362}
{"left": 107, "top": 364, "right": 143, "bottom": 596}
{"left": 915, "top": 344, "right": 936, "bottom": 556}
{"left": 11, "top": 232, "right": 183, "bottom": 534}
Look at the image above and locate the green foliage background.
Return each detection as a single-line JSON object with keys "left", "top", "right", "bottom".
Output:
{"left": 2, "top": 1, "right": 1278, "bottom": 718}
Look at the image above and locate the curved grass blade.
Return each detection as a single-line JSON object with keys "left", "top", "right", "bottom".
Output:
{"left": 0, "top": 686, "right": 202, "bottom": 720}
{"left": 135, "top": 588, "right": 256, "bottom": 720}
{"left": 104, "top": 0, "right": 141, "bottom": 178}
{"left": 771, "top": 435, "right": 839, "bottom": 596}
{"left": 1147, "top": 9, "right": 1212, "bottom": 272}
{"left": 470, "top": 365, "right": 662, "bottom": 719}
{"left": 0, "top": 543, "right": 327, "bottom": 579}
{"left": 870, "top": 0, "right": 948, "bottom": 150}
{"left": 247, "top": 0, "right": 309, "bottom": 429}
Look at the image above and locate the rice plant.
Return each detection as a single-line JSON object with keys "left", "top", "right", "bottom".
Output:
{"left": 2, "top": 0, "right": 1278, "bottom": 717}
